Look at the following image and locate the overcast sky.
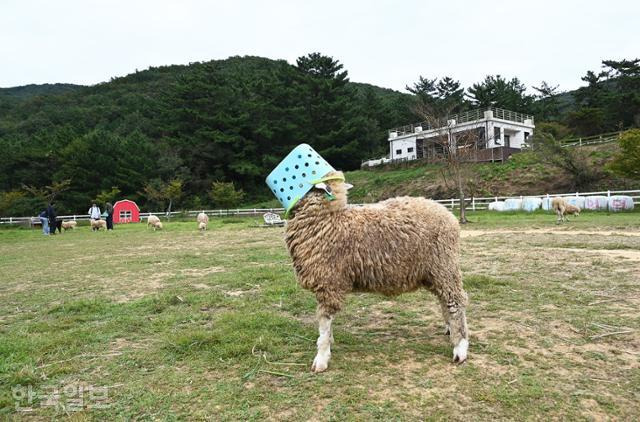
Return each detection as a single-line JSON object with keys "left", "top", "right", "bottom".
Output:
{"left": 1, "top": 0, "right": 638, "bottom": 93}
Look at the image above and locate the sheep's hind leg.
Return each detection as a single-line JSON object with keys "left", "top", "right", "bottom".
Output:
{"left": 311, "top": 312, "right": 333, "bottom": 373}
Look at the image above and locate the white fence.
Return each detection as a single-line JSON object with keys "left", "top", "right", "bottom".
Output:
{"left": 2, "top": 190, "right": 638, "bottom": 226}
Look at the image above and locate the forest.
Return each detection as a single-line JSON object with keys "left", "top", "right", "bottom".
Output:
{"left": 0, "top": 54, "right": 638, "bottom": 215}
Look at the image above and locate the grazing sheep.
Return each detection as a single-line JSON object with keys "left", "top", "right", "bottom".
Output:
{"left": 153, "top": 221, "right": 163, "bottom": 231}
{"left": 90, "top": 219, "right": 107, "bottom": 231}
{"left": 552, "top": 197, "right": 580, "bottom": 223}
{"left": 61, "top": 221, "right": 77, "bottom": 231}
{"left": 285, "top": 171, "right": 469, "bottom": 373}
{"left": 197, "top": 212, "right": 209, "bottom": 231}
{"left": 147, "top": 215, "right": 161, "bottom": 229}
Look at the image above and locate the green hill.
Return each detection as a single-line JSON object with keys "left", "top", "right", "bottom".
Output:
{"left": 0, "top": 55, "right": 413, "bottom": 215}
{"left": 0, "top": 83, "right": 83, "bottom": 99}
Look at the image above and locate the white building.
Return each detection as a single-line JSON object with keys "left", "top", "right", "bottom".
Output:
{"left": 363, "top": 108, "right": 535, "bottom": 167}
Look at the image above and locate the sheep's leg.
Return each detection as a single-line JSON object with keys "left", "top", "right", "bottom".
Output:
{"left": 311, "top": 311, "right": 333, "bottom": 373}
{"left": 448, "top": 299, "right": 469, "bottom": 363}
{"left": 439, "top": 301, "right": 451, "bottom": 335}
{"left": 434, "top": 279, "right": 469, "bottom": 363}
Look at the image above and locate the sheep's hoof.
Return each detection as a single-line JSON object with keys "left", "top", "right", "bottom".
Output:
{"left": 452, "top": 339, "right": 469, "bottom": 364}
{"left": 311, "top": 356, "right": 329, "bottom": 373}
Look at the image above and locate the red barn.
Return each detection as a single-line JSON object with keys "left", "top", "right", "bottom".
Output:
{"left": 113, "top": 199, "right": 140, "bottom": 223}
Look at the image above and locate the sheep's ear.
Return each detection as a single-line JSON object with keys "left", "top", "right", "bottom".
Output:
{"left": 344, "top": 183, "right": 354, "bottom": 190}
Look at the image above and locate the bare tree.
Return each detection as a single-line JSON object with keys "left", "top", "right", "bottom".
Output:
{"left": 412, "top": 102, "right": 481, "bottom": 224}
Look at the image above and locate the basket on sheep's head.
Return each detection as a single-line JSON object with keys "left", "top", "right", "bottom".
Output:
{"left": 266, "top": 144, "right": 344, "bottom": 216}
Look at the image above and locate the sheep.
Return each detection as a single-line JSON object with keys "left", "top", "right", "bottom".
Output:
{"left": 147, "top": 215, "right": 161, "bottom": 229}
{"left": 285, "top": 171, "right": 469, "bottom": 373}
{"left": 61, "top": 220, "right": 77, "bottom": 231}
{"left": 197, "top": 212, "right": 209, "bottom": 231}
{"left": 154, "top": 221, "right": 163, "bottom": 231}
{"left": 90, "top": 219, "right": 106, "bottom": 231}
{"left": 552, "top": 197, "right": 580, "bottom": 224}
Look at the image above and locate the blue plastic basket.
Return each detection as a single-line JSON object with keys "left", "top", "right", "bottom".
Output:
{"left": 266, "top": 144, "right": 338, "bottom": 214}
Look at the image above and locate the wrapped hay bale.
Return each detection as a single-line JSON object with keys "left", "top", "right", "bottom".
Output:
{"left": 488, "top": 201, "right": 506, "bottom": 211}
{"left": 609, "top": 195, "right": 634, "bottom": 211}
{"left": 542, "top": 197, "right": 554, "bottom": 211}
{"left": 503, "top": 198, "right": 522, "bottom": 211}
{"left": 583, "top": 196, "right": 609, "bottom": 211}
{"left": 522, "top": 197, "right": 542, "bottom": 212}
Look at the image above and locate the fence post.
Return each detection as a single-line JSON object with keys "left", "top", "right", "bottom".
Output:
{"left": 472, "top": 197, "right": 476, "bottom": 211}
{"left": 450, "top": 198, "right": 454, "bottom": 209}
{"left": 607, "top": 190, "right": 611, "bottom": 211}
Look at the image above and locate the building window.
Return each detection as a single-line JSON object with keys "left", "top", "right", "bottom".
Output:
{"left": 524, "top": 132, "right": 530, "bottom": 139}
{"left": 407, "top": 147, "right": 414, "bottom": 153}
{"left": 494, "top": 127, "right": 501, "bottom": 144}
{"left": 396, "top": 149, "right": 402, "bottom": 155}
{"left": 120, "top": 210, "right": 132, "bottom": 220}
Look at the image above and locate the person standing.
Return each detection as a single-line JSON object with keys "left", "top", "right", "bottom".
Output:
{"left": 39, "top": 208, "right": 49, "bottom": 235}
{"left": 88, "top": 202, "right": 101, "bottom": 231}
{"left": 47, "top": 202, "right": 59, "bottom": 234}
{"left": 105, "top": 202, "right": 114, "bottom": 230}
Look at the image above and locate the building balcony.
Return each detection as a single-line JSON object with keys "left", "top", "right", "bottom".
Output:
{"left": 388, "top": 107, "right": 534, "bottom": 139}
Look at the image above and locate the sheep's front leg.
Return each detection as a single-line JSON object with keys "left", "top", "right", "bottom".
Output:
{"left": 436, "top": 288, "right": 469, "bottom": 363}
{"left": 311, "top": 313, "right": 333, "bottom": 373}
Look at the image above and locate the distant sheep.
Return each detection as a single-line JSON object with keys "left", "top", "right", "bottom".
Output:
{"left": 552, "top": 197, "right": 580, "bottom": 223}
{"left": 285, "top": 171, "right": 469, "bottom": 373}
{"left": 147, "top": 215, "right": 162, "bottom": 230}
{"left": 61, "top": 221, "right": 77, "bottom": 231}
{"left": 90, "top": 219, "right": 107, "bottom": 231}
{"left": 197, "top": 212, "right": 209, "bottom": 231}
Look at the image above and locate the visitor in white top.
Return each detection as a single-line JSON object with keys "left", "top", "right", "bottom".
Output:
{"left": 88, "top": 203, "right": 101, "bottom": 220}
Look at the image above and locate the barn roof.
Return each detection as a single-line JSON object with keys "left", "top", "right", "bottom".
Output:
{"left": 113, "top": 199, "right": 140, "bottom": 211}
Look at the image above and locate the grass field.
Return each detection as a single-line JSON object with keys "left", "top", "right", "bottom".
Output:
{"left": 1, "top": 211, "right": 639, "bottom": 420}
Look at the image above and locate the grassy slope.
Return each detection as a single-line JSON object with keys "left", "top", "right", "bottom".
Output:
{"left": 246, "top": 143, "right": 634, "bottom": 209}
{"left": 348, "top": 143, "right": 637, "bottom": 204}
{"left": 1, "top": 212, "right": 639, "bottom": 419}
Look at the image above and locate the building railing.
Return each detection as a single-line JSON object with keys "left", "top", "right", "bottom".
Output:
{"left": 389, "top": 107, "right": 534, "bottom": 137}
{"left": 2, "top": 189, "right": 637, "bottom": 225}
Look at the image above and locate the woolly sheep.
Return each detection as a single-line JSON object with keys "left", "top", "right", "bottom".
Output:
{"left": 147, "top": 215, "right": 161, "bottom": 229}
{"left": 197, "top": 212, "right": 209, "bottom": 231}
{"left": 61, "top": 221, "right": 77, "bottom": 230}
{"left": 154, "top": 221, "right": 163, "bottom": 231}
{"left": 90, "top": 219, "right": 106, "bottom": 231}
{"left": 285, "top": 171, "right": 469, "bottom": 373}
{"left": 552, "top": 197, "right": 580, "bottom": 223}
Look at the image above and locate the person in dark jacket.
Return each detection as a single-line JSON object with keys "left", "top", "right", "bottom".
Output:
{"left": 47, "top": 202, "right": 58, "bottom": 234}
{"left": 105, "top": 202, "right": 114, "bottom": 230}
